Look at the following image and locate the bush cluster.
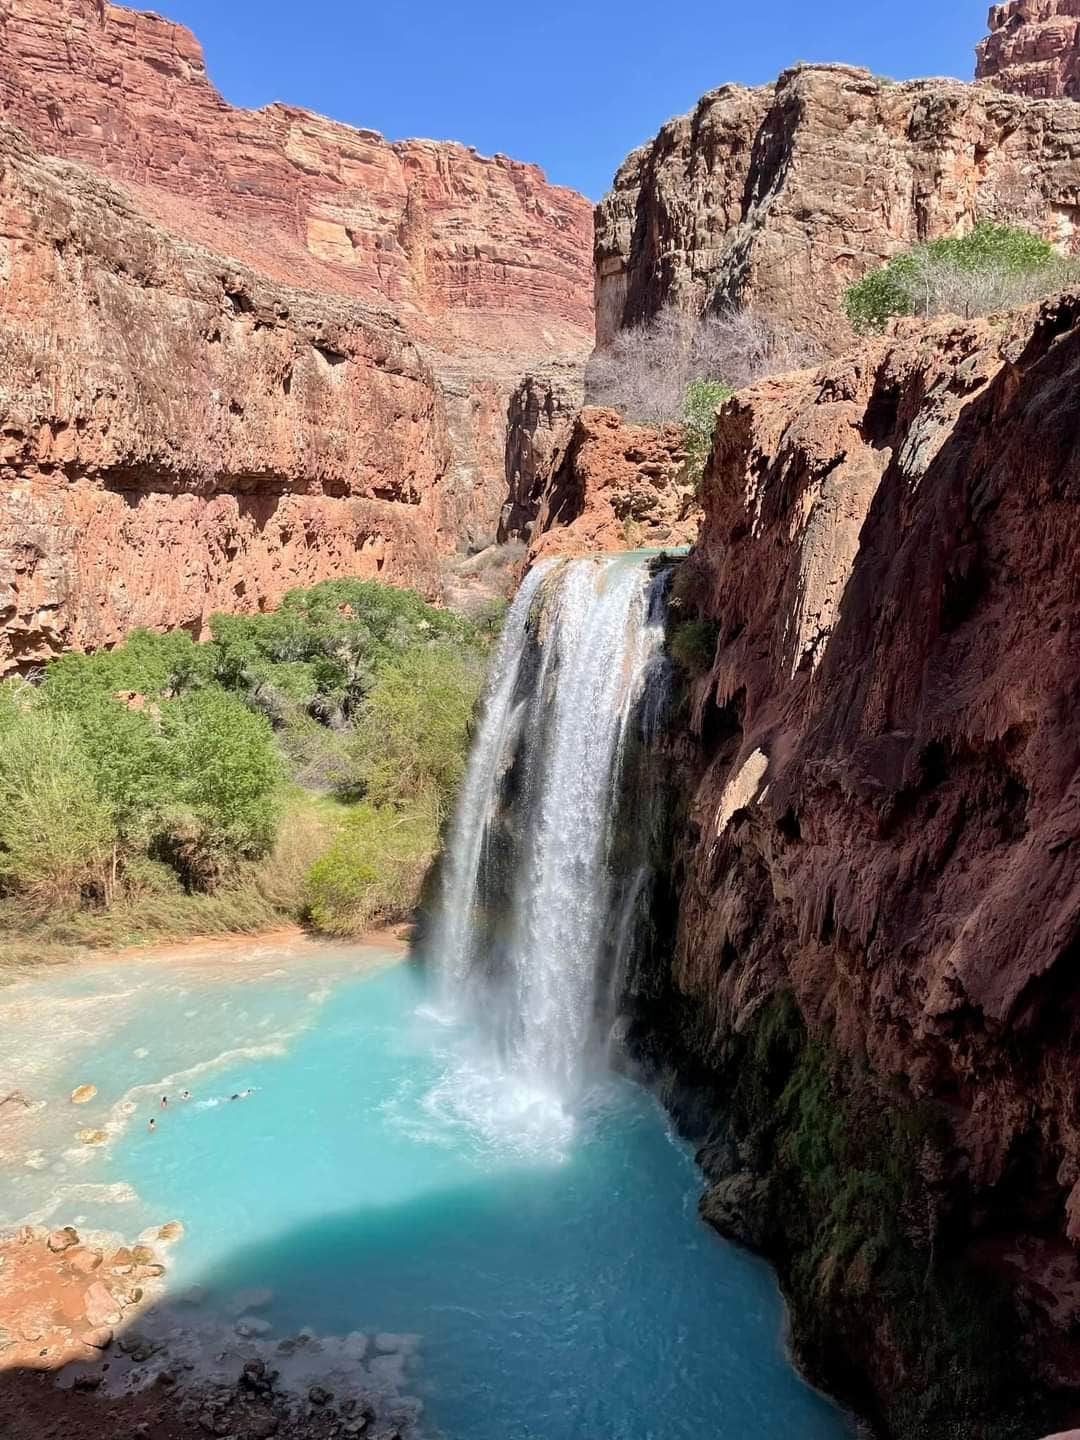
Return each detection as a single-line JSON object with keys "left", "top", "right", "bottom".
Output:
{"left": 0, "top": 578, "right": 490, "bottom": 939}
{"left": 586, "top": 304, "right": 817, "bottom": 489}
{"left": 844, "top": 221, "right": 1080, "bottom": 333}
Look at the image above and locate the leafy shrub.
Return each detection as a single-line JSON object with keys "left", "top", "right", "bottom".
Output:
{"left": 41, "top": 628, "right": 210, "bottom": 708}
{"left": 0, "top": 709, "right": 116, "bottom": 909}
{"left": 157, "top": 690, "right": 283, "bottom": 885}
{"left": 669, "top": 617, "right": 720, "bottom": 679}
{"left": 303, "top": 801, "right": 439, "bottom": 935}
{"left": 681, "top": 379, "right": 733, "bottom": 488}
{"left": 844, "top": 221, "right": 1078, "bottom": 333}
{"left": 347, "top": 645, "right": 483, "bottom": 821}
{"left": 69, "top": 698, "right": 171, "bottom": 844}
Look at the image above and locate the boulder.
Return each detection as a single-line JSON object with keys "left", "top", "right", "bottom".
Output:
{"left": 46, "top": 1226, "right": 79, "bottom": 1254}
{"left": 70, "top": 1085, "right": 97, "bottom": 1105}
{"left": 79, "top": 1327, "right": 113, "bottom": 1350}
{"left": 68, "top": 1246, "right": 103, "bottom": 1276}
{"left": 699, "top": 1173, "right": 773, "bottom": 1252}
{"left": 83, "top": 1281, "right": 123, "bottom": 1329}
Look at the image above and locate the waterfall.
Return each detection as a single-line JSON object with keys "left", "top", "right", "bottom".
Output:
{"left": 430, "top": 553, "right": 673, "bottom": 1120}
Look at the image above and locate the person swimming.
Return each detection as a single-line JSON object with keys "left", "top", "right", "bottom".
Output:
{"left": 148, "top": 1117, "right": 157, "bottom": 1133}
{"left": 179, "top": 1090, "right": 191, "bottom": 1101}
{"left": 160, "top": 1095, "right": 168, "bottom": 1109}
{"left": 229, "top": 1089, "right": 254, "bottom": 1101}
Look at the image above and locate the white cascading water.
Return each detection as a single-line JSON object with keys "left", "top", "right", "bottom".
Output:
{"left": 429, "top": 553, "right": 672, "bottom": 1141}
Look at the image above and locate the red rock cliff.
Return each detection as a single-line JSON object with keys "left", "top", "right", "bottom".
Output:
{"left": 595, "top": 64, "right": 1080, "bottom": 351}
{"left": 0, "top": 0, "right": 594, "bottom": 666}
{"left": 651, "top": 297, "right": 1080, "bottom": 1434}
{"left": 977, "top": 1, "right": 1080, "bottom": 99}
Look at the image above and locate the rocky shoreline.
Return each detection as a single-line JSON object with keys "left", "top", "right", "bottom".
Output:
{"left": 0, "top": 1226, "right": 419, "bottom": 1440}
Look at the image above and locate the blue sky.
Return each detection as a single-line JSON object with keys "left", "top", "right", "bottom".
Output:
{"left": 155, "top": 0, "right": 989, "bottom": 200}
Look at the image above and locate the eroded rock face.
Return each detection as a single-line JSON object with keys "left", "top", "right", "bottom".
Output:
{"left": 596, "top": 63, "right": 1080, "bottom": 350}
{"left": 0, "top": 121, "right": 450, "bottom": 669}
{"left": 0, "top": 0, "right": 594, "bottom": 665}
{"left": 526, "top": 408, "right": 698, "bottom": 562}
{"left": 977, "top": 1, "right": 1080, "bottom": 99}
{"left": 498, "top": 367, "right": 584, "bottom": 542}
{"left": 664, "top": 295, "right": 1080, "bottom": 1427}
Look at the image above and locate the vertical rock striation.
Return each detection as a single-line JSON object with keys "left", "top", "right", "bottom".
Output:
{"left": 635, "top": 297, "right": 1080, "bottom": 1437}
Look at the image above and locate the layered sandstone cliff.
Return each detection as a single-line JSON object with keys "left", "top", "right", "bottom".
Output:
{"left": 0, "top": 0, "right": 594, "bottom": 665}
{"left": 977, "top": 1, "right": 1080, "bottom": 99}
{"left": 628, "top": 297, "right": 1080, "bottom": 1437}
{"left": 0, "top": 120, "right": 451, "bottom": 669}
{"left": 595, "top": 64, "right": 1080, "bottom": 350}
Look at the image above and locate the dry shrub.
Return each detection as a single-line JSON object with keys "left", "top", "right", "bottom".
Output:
{"left": 586, "top": 304, "right": 818, "bottom": 424}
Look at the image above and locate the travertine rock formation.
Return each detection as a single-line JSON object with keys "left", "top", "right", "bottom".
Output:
{"left": 645, "top": 296, "right": 1080, "bottom": 1434}
{"left": 977, "top": 1, "right": 1080, "bottom": 99}
{"left": 596, "top": 63, "right": 1080, "bottom": 350}
{"left": 0, "top": 0, "right": 594, "bottom": 666}
{"left": 526, "top": 408, "right": 698, "bottom": 562}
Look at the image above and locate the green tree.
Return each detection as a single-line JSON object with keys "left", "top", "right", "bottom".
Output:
{"left": 159, "top": 690, "right": 283, "bottom": 883}
{"left": 346, "top": 644, "right": 482, "bottom": 820}
{"left": 71, "top": 698, "right": 171, "bottom": 845}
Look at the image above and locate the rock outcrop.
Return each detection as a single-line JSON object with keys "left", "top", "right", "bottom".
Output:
{"left": 498, "top": 367, "right": 584, "bottom": 542}
{"left": 0, "top": 0, "right": 594, "bottom": 667}
{"left": 977, "top": 1, "right": 1080, "bottom": 99}
{"left": 595, "top": 64, "right": 1080, "bottom": 351}
{"left": 634, "top": 296, "right": 1080, "bottom": 1436}
{"left": 526, "top": 408, "right": 698, "bottom": 562}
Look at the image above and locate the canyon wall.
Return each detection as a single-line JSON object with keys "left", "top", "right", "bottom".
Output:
{"left": 977, "top": 1, "right": 1080, "bottom": 99}
{"left": 0, "top": 0, "right": 594, "bottom": 665}
{"left": 628, "top": 297, "right": 1080, "bottom": 1438}
{"left": 595, "top": 64, "right": 1080, "bottom": 350}
{"left": 0, "top": 120, "right": 449, "bottom": 670}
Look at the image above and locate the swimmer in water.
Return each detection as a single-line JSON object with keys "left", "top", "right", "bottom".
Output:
{"left": 148, "top": 1117, "right": 157, "bottom": 1134}
{"left": 160, "top": 1095, "right": 168, "bottom": 1110}
{"left": 179, "top": 1090, "right": 191, "bottom": 1102}
{"left": 229, "top": 1089, "right": 254, "bottom": 1101}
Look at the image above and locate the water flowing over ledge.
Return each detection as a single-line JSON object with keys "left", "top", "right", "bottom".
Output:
{"left": 429, "top": 554, "right": 673, "bottom": 1139}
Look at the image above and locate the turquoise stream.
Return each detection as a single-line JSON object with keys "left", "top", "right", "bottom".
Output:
{"left": 0, "top": 940, "right": 850, "bottom": 1440}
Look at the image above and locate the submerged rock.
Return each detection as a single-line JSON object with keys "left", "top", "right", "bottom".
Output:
{"left": 70, "top": 1084, "right": 97, "bottom": 1105}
